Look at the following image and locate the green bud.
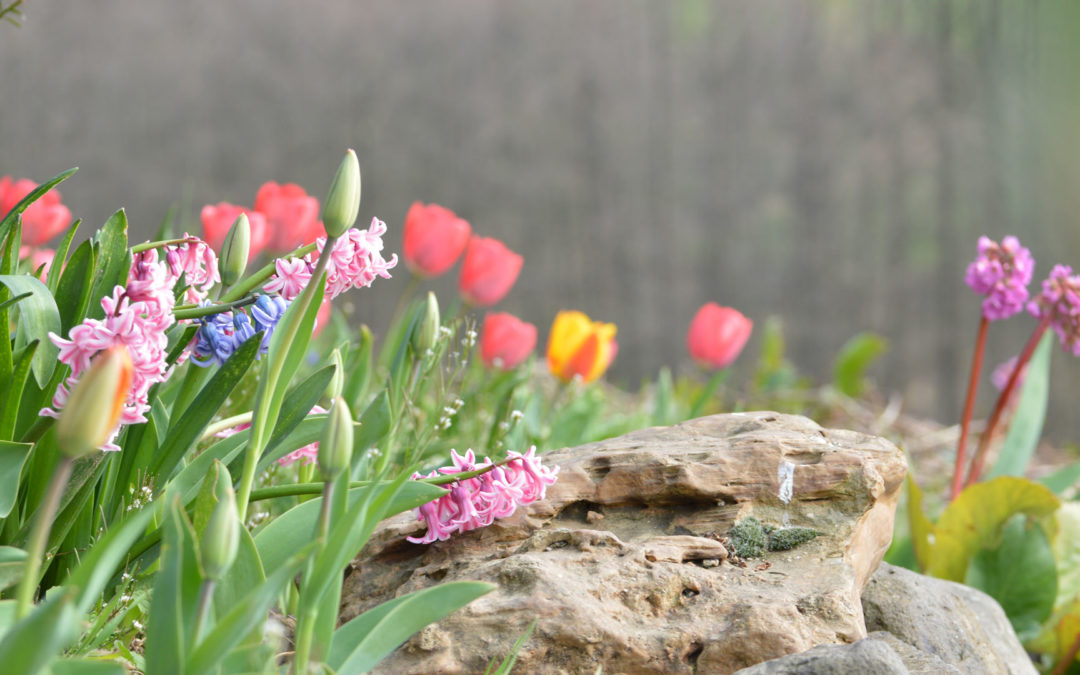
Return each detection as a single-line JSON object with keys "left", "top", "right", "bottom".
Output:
{"left": 411, "top": 292, "right": 440, "bottom": 354}
{"left": 327, "top": 349, "right": 344, "bottom": 401}
{"left": 220, "top": 212, "right": 251, "bottom": 286}
{"left": 200, "top": 478, "right": 240, "bottom": 581}
{"left": 57, "top": 345, "right": 133, "bottom": 458}
{"left": 322, "top": 149, "right": 361, "bottom": 237}
{"left": 318, "top": 397, "right": 354, "bottom": 480}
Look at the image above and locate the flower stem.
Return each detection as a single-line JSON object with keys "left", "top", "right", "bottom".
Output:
{"left": 15, "top": 456, "right": 73, "bottom": 619}
{"left": 220, "top": 243, "right": 318, "bottom": 304}
{"left": 193, "top": 578, "right": 216, "bottom": 643}
{"left": 130, "top": 236, "right": 201, "bottom": 254}
{"left": 200, "top": 412, "right": 253, "bottom": 441}
{"left": 689, "top": 368, "right": 729, "bottom": 419}
{"left": 172, "top": 295, "right": 258, "bottom": 321}
{"left": 950, "top": 317, "right": 989, "bottom": 501}
{"left": 964, "top": 317, "right": 1050, "bottom": 488}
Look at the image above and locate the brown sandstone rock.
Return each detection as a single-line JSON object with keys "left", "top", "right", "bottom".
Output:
{"left": 340, "top": 412, "right": 906, "bottom": 674}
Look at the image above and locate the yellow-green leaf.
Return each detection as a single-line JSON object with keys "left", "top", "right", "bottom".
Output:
{"left": 906, "top": 475, "right": 934, "bottom": 573}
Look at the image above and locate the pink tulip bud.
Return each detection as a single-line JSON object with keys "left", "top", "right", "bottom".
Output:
{"left": 402, "top": 202, "right": 471, "bottom": 278}
{"left": 686, "top": 303, "right": 753, "bottom": 370}
{"left": 458, "top": 236, "right": 523, "bottom": 307}
{"left": 481, "top": 312, "right": 537, "bottom": 370}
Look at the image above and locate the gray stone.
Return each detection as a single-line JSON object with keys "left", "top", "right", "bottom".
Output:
{"left": 861, "top": 563, "right": 1037, "bottom": 675}
{"left": 867, "top": 631, "right": 963, "bottom": 675}
{"left": 732, "top": 638, "right": 910, "bottom": 674}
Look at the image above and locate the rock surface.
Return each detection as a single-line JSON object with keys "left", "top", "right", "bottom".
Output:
{"left": 861, "top": 563, "right": 1037, "bottom": 675}
{"left": 731, "top": 638, "right": 910, "bottom": 674}
{"left": 340, "top": 412, "right": 906, "bottom": 674}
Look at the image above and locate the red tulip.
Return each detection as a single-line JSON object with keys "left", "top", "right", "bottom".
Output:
{"left": 254, "top": 182, "right": 324, "bottom": 252}
{"left": 686, "top": 303, "right": 753, "bottom": 370}
{"left": 403, "top": 202, "right": 471, "bottom": 278}
{"left": 0, "top": 176, "right": 72, "bottom": 246}
{"left": 481, "top": 312, "right": 537, "bottom": 370}
{"left": 459, "top": 236, "right": 523, "bottom": 307}
{"left": 201, "top": 203, "right": 270, "bottom": 262}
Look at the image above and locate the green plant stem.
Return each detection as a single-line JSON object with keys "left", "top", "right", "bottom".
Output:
{"left": 193, "top": 578, "right": 216, "bottom": 643}
{"left": 15, "top": 456, "right": 73, "bottom": 619}
{"left": 200, "top": 412, "right": 253, "bottom": 441}
{"left": 20, "top": 415, "right": 52, "bottom": 444}
{"left": 220, "top": 242, "right": 318, "bottom": 304}
{"left": 130, "top": 236, "right": 200, "bottom": 254}
{"left": 236, "top": 237, "right": 336, "bottom": 522}
{"left": 172, "top": 295, "right": 259, "bottom": 321}
{"left": 950, "top": 316, "right": 989, "bottom": 501}
{"left": 389, "top": 274, "right": 421, "bottom": 330}
{"left": 317, "top": 480, "right": 334, "bottom": 540}
{"left": 292, "top": 606, "right": 317, "bottom": 675}
{"left": 689, "top": 368, "right": 729, "bottom": 419}
{"left": 965, "top": 317, "right": 1050, "bottom": 488}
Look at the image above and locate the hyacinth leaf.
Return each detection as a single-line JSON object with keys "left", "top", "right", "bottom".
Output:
{"left": 989, "top": 331, "right": 1053, "bottom": 479}
{"left": 253, "top": 479, "right": 445, "bottom": 574}
{"left": 49, "top": 659, "right": 126, "bottom": 675}
{"left": 252, "top": 364, "right": 337, "bottom": 472}
{"left": 965, "top": 514, "right": 1056, "bottom": 642}
{"left": 651, "top": 367, "right": 676, "bottom": 427}
{"left": 327, "top": 581, "right": 496, "bottom": 673}
{"left": 54, "top": 239, "right": 95, "bottom": 334}
{"left": 0, "top": 590, "right": 78, "bottom": 675}
{"left": 150, "top": 332, "right": 261, "bottom": 480}
{"left": 0, "top": 167, "right": 78, "bottom": 244}
{"left": 832, "top": 332, "right": 889, "bottom": 398}
{"left": 905, "top": 475, "right": 935, "bottom": 573}
{"left": 64, "top": 505, "right": 155, "bottom": 616}
{"left": 927, "top": 477, "right": 1059, "bottom": 581}
{"left": 1040, "top": 462, "right": 1080, "bottom": 495}
{"left": 184, "top": 546, "right": 311, "bottom": 675}
{"left": 0, "top": 275, "right": 61, "bottom": 387}
{"left": 144, "top": 499, "right": 202, "bottom": 674}
{"left": 352, "top": 390, "right": 392, "bottom": 477}
{"left": 45, "top": 219, "right": 81, "bottom": 294}
{"left": 0, "top": 341, "right": 38, "bottom": 441}
{"left": 342, "top": 324, "right": 374, "bottom": 409}
{"left": 0, "top": 546, "right": 27, "bottom": 592}
{"left": 213, "top": 527, "right": 266, "bottom": 618}
{"left": 0, "top": 441, "right": 32, "bottom": 518}
{"left": 87, "top": 210, "right": 129, "bottom": 321}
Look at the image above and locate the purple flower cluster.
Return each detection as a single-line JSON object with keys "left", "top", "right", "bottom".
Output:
{"left": 191, "top": 295, "right": 290, "bottom": 367}
{"left": 406, "top": 447, "right": 559, "bottom": 545}
{"left": 1028, "top": 264, "right": 1080, "bottom": 355}
{"left": 964, "top": 236, "right": 1035, "bottom": 321}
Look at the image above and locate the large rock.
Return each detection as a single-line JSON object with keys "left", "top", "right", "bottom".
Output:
{"left": 861, "top": 563, "right": 1037, "bottom": 675}
{"left": 731, "top": 638, "right": 910, "bottom": 674}
{"left": 340, "top": 412, "right": 906, "bottom": 674}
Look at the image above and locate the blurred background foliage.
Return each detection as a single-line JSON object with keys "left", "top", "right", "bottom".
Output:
{"left": 2, "top": 0, "right": 1079, "bottom": 438}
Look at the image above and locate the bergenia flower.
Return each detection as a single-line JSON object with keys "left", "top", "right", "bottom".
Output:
{"left": 406, "top": 447, "right": 558, "bottom": 545}
{"left": 1028, "top": 264, "right": 1080, "bottom": 355}
{"left": 42, "top": 252, "right": 176, "bottom": 451}
{"left": 964, "top": 236, "right": 1034, "bottom": 321}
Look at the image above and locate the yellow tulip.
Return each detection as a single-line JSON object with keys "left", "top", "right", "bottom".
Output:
{"left": 546, "top": 310, "right": 617, "bottom": 383}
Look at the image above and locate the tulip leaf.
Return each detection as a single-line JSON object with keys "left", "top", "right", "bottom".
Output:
{"left": 65, "top": 505, "right": 155, "bottom": 616}
{"left": 253, "top": 365, "right": 337, "bottom": 473}
{"left": 45, "top": 219, "right": 81, "bottom": 294}
{"left": 0, "top": 341, "right": 38, "bottom": 441}
{"left": 54, "top": 239, "right": 95, "bottom": 333}
{"left": 0, "top": 275, "right": 61, "bottom": 387}
{"left": 832, "top": 332, "right": 889, "bottom": 399}
{"left": 88, "top": 210, "right": 130, "bottom": 321}
{"left": 213, "top": 526, "right": 266, "bottom": 617}
{"left": 0, "top": 591, "right": 78, "bottom": 675}
{"left": 352, "top": 390, "right": 392, "bottom": 477}
{"left": 928, "top": 476, "right": 1059, "bottom": 581}
{"left": 253, "top": 479, "right": 445, "bottom": 574}
{"left": 0, "top": 167, "right": 78, "bottom": 245}
{"left": 144, "top": 499, "right": 202, "bottom": 674}
{"left": 48, "top": 660, "right": 127, "bottom": 675}
{"left": 989, "top": 331, "right": 1053, "bottom": 479}
{"left": 327, "top": 581, "right": 496, "bottom": 673}
{"left": 0, "top": 441, "right": 32, "bottom": 519}
{"left": 0, "top": 546, "right": 27, "bottom": 592}
{"left": 965, "top": 514, "right": 1057, "bottom": 642}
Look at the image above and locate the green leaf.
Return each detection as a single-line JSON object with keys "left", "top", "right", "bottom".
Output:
{"left": 651, "top": 367, "right": 675, "bottom": 427}
{"left": 0, "top": 275, "right": 61, "bottom": 386}
{"left": 144, "top": 499, "right": 202, "bottom": 673}
{"left": 1040, "top": 462, "right": 1080, "bottom": 495}
{"left": 213, "top": 526, "right": 265, "bottom": 616}
{"left": 48, "top": 659, "right": 126, "bottom": 675}
{"left": 253, "top": 479, "right": 445, "bottom": 574}
{"left": 45, "top": 220, "right": 81, "bottom": 294}
{"left": 966, "top": 514, "right": 1057, "bottom": 642}
{"left": 906, "top": 475, "right": 935, "bottom": 573}
{"left": 253, "top": 365, "right": 336, "bottom": 473}
{"left": 343, "top": 325, "right": 373, "bottom": 409}
{"left": 64, "top": 506, "right": 155, "bottom": 616}
{"left": 327, "top": 581, "right": 496, "bottom": 673}
{"left": 1053, "top": 503, "right": 1080, "bottom": 614}
{"left": 989, "top": 331, "right": 1053, "bottom": 479}
{"left": 0, "top": 441, "right": 32, "bottom": 518}
{"left": 352, "top": 390, "right": 392, "bottom": 476}
{"left": 0, "top": 167, "right": 78, "bottom": 244}
{"left": 486, "top": 619, "right": 536, "bottom": 675}
{"left": 832, "top": 332, "right": 889, "bottom": 398}
{"left": 0, "top": 547, "right": 27, "bottom": 592}
{"left": 54, "top": 239, "right": 95, "bottom": 334}
{"left": 87, "top": 211, "right": 129, "bottom": 320}
{"left": 928, "top": 477, "right": 1060, "bottom": 581}
{"left": 150, "top": 332, "right": 261, "bottom": 480}
{"left": 0, "top": 341, "right": 39, "bottom": 440}
{"left": 0, "top": 591, "right": 78, "bottom": 675}
{"left": 184, "top": 546, "right": 311, "bottom": 675}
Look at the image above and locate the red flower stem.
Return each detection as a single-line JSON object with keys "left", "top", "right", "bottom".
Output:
{"left": 950, "top": 317, "right": 989, "bottom": 501}
{"left": 964, "top": 317, "right": 1050, "bottom": 488}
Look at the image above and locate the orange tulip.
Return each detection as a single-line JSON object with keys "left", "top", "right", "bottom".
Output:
{"left": 686, "top": 303, "right": 752, "bottom": 370}
{"left": 546, "top": 311, "right": 617, "bottom": 383}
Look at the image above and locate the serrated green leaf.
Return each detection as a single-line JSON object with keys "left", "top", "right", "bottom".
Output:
{"left": 327, "top": 581, "right": 496, "bottom": 673}
{"left": 832, "top": 332, "right": 889, "bottom": 398}
{"left": 966, "top": 514, "right": 1056, "bottom": 642}
{"left": 0, "top": 275, "right": 61, "bottom": 386}
{"left": 990, "top": 332, "right": 1053, "bottom": 479}
{"left": 929, "top": 477, "right": 1059, "bottom": 581}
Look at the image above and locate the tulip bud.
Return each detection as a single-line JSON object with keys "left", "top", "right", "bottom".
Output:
{"left": 56, "top": 345, "right": 133, "bottom": 458}
{"left": 327, "top": 348, "right": 344, "bottom": 400}
{"left": 219, "top": 212, "right": 251, "bottom": 286}
{"left": 686, "top": 303, "right": 753, "bottom": 370}
{"left": 322, "top": 149, "right": 361, "bottom": 238}
{"left": 411, "top": 292, "right": 441, "bottom": 354}
{"left": 318, "top": 397, "right": 354, "bottom": 480}
{"left": 200, "top": 478, "right": 240, "bottom": 582}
